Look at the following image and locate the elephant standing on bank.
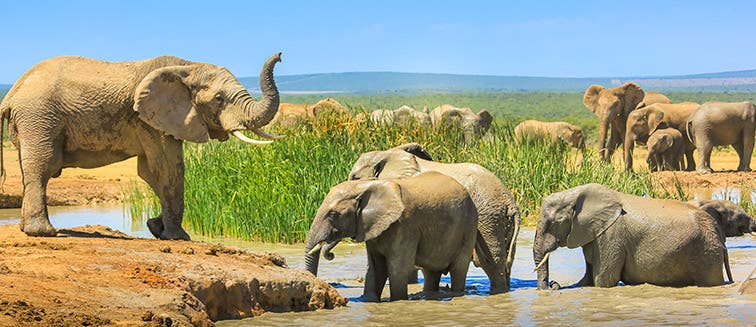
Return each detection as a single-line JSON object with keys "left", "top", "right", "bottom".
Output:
{"left": 514, "top": 120, "right": 585, "bottom": 148}
{"left": 0, "top": 53, "right": 284, "bottom": 239}
{"left": 304, "top": 172, "right": 478, "bottom": 302}
{"left": 686, "top": 101, "right": 756, "bottom": 173}
{"left": 583, "top": 82, "right": 645, "bottom": 160}
{"left": 429, "top": 105, "right": 493, "bottom": 142}
{"left": 646, "top": 128, "right": 685, "bottom": 171}
{"left": 534, "top": 183, "right": 732, "bottom": 289}
{"left": 624, "top": 102, "right": 699, "bottom": 171}
{"left": 347, "top": 143, "right": 519, "bottom": 294}
{"left": 688, "top": 199, "right": 756, "bottom": 237}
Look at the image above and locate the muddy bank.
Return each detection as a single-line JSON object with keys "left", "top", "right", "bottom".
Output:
{"left": 0, "top": 224, "right": 347, "bottom": 326}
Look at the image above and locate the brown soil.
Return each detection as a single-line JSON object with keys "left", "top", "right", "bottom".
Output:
{"left": 0, "top": 224, "right": 347, "bottom": 326}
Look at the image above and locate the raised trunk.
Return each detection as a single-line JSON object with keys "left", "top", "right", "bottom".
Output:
{"left": 244, "top": 52, "right": 282, "bottom": 129}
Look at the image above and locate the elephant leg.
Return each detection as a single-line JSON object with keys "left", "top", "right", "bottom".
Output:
{"left": 387, "top": 252, "right": 415, "bottom": 301}
{"left": 422, "top": 269, "right": 441, "bottom": 292}
{"left": 592, "top": 241, "right": 625, "bottom": 287}
{"left": 137, "top": 134, "right": 189, "bottom": 240}
{"left": 474, "top": 230, "right": 508, "bottom": 294}
{"left": 738, "top": 128, "right": 754, "bottom": 171}
{"left": 363, "top": 250, "right": 388, "bottom": 302}
{"left": 605, "top": 125, "right": 624, "bottom": 160}
{"left": 684, "top": 148, "right": 696, "bottom": 171}
{"left": 449, "top": 253, "right": 472, "bottom": 294}
{"left": 18, "top": 137, "right": 63, "bottom": 236}
{"left": 696, "top": 140, "right": 714, "bottom": 173}
{"left": 576, "top": 245, "right": 595, "bottom": 287}
{"left": 407, "top": 268, "right": 419, "bottom": 284}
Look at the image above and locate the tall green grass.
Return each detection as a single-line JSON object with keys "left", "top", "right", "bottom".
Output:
{"left": 125, "top": 114, "right": 684, "bottom": 243}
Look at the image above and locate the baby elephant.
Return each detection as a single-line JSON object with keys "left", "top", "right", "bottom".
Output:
{"left": 304, "top": 171, "right": 478, "bottom": 302}
{"left": 646, "top": 127, "right": 685, "bottom": 171}
{"left": 534, "top": 183, "right": 732, "bottom": 289}
{"left": 514, "top": 120, "right": 585, "bottom": 148}
{"left": 688, "top": 199, "right": 756, "bottom": 237}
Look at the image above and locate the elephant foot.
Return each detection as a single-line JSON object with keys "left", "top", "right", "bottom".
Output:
{"left": 146, "top": 217, "right": 164, "bottom": 239}
{"left": 160, "top": 227, "right": 191, "bottom": 241}
{"left": 549, "top": 281, "right": 561, "bottom": 290}
{"left": 22, "top": 219, "right": 57, "bottom": 237}
{"left": 697, "top": 168, "right": 713, "bottom": 174}
{"left": 738, "top": 167, "right": 752, "bottom": 172}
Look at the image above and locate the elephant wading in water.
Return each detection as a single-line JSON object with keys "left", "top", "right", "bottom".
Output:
{"left": 686, "top": 101, "right": 756, "bottom": 173}
{"left": 514, "top": 120, "right": 585, "bottom": 148}
{"left": 534, "top": 183, "right": 733, "bottom": 289}
{"left": 429, "top": 105, "right": 493, "bottom": 142}
{"left": 0, "top": 53, "right": 284, "bottom": 239}
{"left": 624, "top": 102, "right": 699, "bottom": 171}
{"left": 646, "top": 128, "right": 685, "bottom": 171}
{"left": 304, "top": 172, "right": 478, "bottom": 302}
{"left": 688, "top": 199, "right": 756, "bottom": 237}
{"left": 583, "top": 83, "right": 645, "bottom": 160}
{"left": 347, "top": 143, "right": 520, "bottom": 294}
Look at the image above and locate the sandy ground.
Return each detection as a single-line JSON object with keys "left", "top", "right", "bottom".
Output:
{"left": 0, "top": 224, "right": 346, "bottom": 326}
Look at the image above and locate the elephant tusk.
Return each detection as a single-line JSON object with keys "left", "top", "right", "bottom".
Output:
{"left": 232, "top": 130, "right": 273, "bottom": 145}
{"left": 253, "top": 128, "right": 286, "bottom": 140}
{"left": 307, "top": 241, "right": 325, "bottom": 255}
{"left": 533, "top": 252, "right": 551, "bottom": 272}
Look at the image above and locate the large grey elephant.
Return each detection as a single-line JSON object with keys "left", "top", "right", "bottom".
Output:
{"left": 370, "top": 105, "right": 430, "bottom": 126}
{"left": 0, "top": 53, "right": 283, "bottom": 239}
{"left": 635, "top": 91, "right": 672, "bottom": 109}
{"left": 646, "top": 128, "right": 685, "bottom": 171}
{"left": 514, "top": 120, "right": 585, "bottom": 148}
{"left": 304, "top": 172, "right": 478, "bottom": 302}
{"left": 624, "top": 102, "right": 699, "bottom": 171}
{"left": 583, "top": 82, "right": 645, "bottom": 160}
{"left": 429, "top": 105, "right": 493, "bottom": 142}
{"left": 688, "top": 199, "right": 756, "bottom": 237}
{"left": 534, "top": 183, "right": 732, "bottom": 289}
{"left": 686, "top": 101, "right": 756, "bottom": 173}
{"left": 347, "top": 143, "right": 519, "bottom": 294}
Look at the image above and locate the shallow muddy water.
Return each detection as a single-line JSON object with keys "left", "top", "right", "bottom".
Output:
{"left": 0, "top": 206, "right": 754, "bottom": 325}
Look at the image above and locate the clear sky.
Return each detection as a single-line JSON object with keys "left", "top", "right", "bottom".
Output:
{"left": 1, "top": 0, "right": 755, "bottom": 83}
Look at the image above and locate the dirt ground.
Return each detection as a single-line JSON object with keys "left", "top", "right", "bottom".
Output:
{"left": 0, "top": 224, "right": 347, "bottom": 326}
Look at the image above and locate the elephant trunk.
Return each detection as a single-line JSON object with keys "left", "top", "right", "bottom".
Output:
{"left": 304, "top": 249, "right": 321, "bottom": 276}
{"left": 534, "top": 223, "right": 558, "bottom": 290}
{"left": 623, "top": 135, "right": 635, "bottom": 171}
{"left": 597, "top": 119, "right": 610, "bottom": 161}
{"left": 244, "top": 52, "right": 282, "bottom": 129}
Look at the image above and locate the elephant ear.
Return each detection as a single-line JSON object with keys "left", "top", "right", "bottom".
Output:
{"left": 662, "top": 134, "right": 674, "bottom": 150}
{"left": 134, "top": 66, "right": 209, "bottom": 143}
{"left": 478, "top": 110, "right": 493, "bottom": 130}
{"left": 357, "top": 181, "right": 405, "bottom": 241}
{"left": 619, "top": 82, "right": 645, "bottom": 115}
{"left": 567, "top": 184, "right": 624, "bottom": 248}
{"left": 393, "top": 143, "right": 434, "bottom": 161}
{"left": 583, "top": 85, "right": 604, "bottom": 113}
{"left": 647, "top": 107, "right": 666, "bottom": 132}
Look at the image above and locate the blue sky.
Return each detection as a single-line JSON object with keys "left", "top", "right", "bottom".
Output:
{"left": 1, "top": 1, "right": 755, "bottom": 83}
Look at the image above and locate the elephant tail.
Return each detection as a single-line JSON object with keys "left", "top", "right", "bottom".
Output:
{"left": 685, "top": 118, "right": 695, "bottom": 144}
{"left": 0, "top": 104, "right": 7, "bottom": 190}
{"left": 506, "top": 205, "right": 521, "bottom": 275}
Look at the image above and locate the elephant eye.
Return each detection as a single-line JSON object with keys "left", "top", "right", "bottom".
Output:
{"left": 214, "top": 94, "right": 225, "bottom": 105}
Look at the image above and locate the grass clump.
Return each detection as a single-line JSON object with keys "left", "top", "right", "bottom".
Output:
{"left": 125, "top": 113, "right": 676, "bottom": 243}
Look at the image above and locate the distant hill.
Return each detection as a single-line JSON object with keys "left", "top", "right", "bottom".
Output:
{"left": 240, "top": 70, "right": 756, "bottom": 94}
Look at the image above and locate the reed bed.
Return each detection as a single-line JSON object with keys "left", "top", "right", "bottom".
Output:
{"left": 125, "top": 112, "right": 683, "bottom": 243}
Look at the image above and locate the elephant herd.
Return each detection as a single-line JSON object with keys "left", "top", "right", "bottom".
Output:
{"left": 0, "top": 54, "right": 753, "bottom": 303}
{"left": 306, "top": 142, "right": 753, "bottom": 301}
{"left": 584, "top": 82, "right": 756, "bottom": 173}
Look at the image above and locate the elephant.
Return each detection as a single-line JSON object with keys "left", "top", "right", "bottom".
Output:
{"left": 624, "top": 102, "right": 699, "bottom": 171}
{"left": 686, "top": 101, "right": 756, "bottom": 173}
{"left": 369, "top": 105, "right": 430, "bottom": 126}
{"left": 270, "top": 97, "right": 349, "bottom": 127}
{"left": 646, "top": 128, "right": 685, "bottom": 171}
{"left": 635, "top": 91, "right": 672, "bottom": 109}
{"left": 688, "top": 199, "right": 756, "bottom": 237}
{"left": 583, "top": 82, "right": 645, "bottom": 160}
{"left": 534, "top": 183, "right": 733, "bottom": 290}
{"left": 429, "top": 105, "right": 493, "bottom": 142}
{"left": 514, "top": 120, "right": 585, "bottom": 148}
{"left": 304, "top": 171, "right": 478, "bottom": 302}
{"left": 0, "top": 53, "right": 284, "bottom": 239}
{"left": 347, "top": 143, "right": 520, "bottom": 294}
